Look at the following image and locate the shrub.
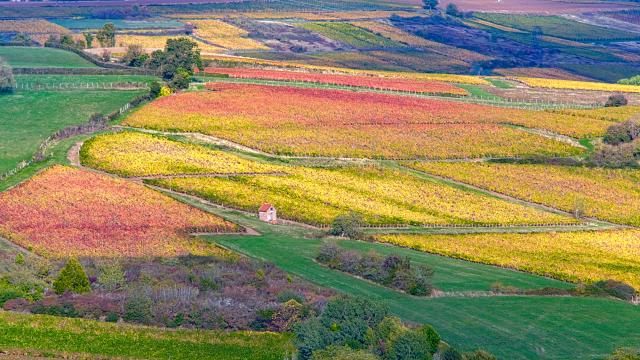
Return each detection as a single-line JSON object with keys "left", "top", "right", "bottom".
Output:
{"left": 316, "top": 245, "right": 434, "bottom": 295}
{"left": 589, "top": 280, "right": 637, "bottom": 301}
{"left": 150, "top": 81, "right": 162, "bottom": 98}
{"left": 388, "top": 329, "right": 434, "bottom": 360}
{"left": 603, "top": 121, "right": 640, "bottom": 145}
{"left": 312, "top": 345, "right": 378, "bottom": 360}
{"left": 0, "top": 61, "right": 16, "bottom": 94}
{"left": 417, "top": 325, "right": 440, "bottom": 355}
{"left": 124, "top": 291, "right": 153, "bottom": 324}
{"left": 605, "top": 94, "right": 628, "bottom": 107}
{"left": 440, "top": 347, "right": 463, "bottom": 360}
{"left": 31, "top": 303, "right": 79, "bottom": 318}
{"left": 96, "top": 260, "right": 125, "bottom": 291}
{"left": 329, "top": 212, "right": 364, "bottom": 239}
{"left": 607, "top": 348, "right": 640, "bottom": 360}
{"left": 277, "top": 289, "right": 306, "bottom": 304}
{"left": 463, "top": 349, "right": 497, "bottom": 360}
{"left": 53, "top": 259, "right": 91, "bottom": 295}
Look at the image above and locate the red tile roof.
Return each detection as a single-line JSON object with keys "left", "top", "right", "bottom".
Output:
{"left": 259, "top": 203, "right": 273, "bottom": 212}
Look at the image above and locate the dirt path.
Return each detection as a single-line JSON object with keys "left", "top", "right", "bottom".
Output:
{"left": 67, "top": 141, "right": 83, "bottom": 166}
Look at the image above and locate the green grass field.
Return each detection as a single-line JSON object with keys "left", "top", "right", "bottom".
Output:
{"left": 0, "top": 89, "right": 145, "bottom": 175}
{"left": 14, "top": 74, "right": 157, "bottom": 87}
{"left": 0, "top": 311, "right": 293, "bottom": 360}
{"left": 175, "top": 200, "right": 640, "bottom": 360}
{"left": 0, "top": 47, "right": 97, "bottom": 68}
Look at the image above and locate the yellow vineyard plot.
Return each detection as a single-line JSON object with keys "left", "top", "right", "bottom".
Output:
{"left": 116, "top": 35, "right": 223, "bottom": 53}
{"left": 516, "top": 77, "right": 640, "bottom": 93}
{"left": 376, "top": 230, "right": 640, "bottom": 289}
{"left": 81, "top": 131, "right": 283, "bottom": 177}
{"left": 409, "top": 161, "right": 640, "bottom": 226}
{"left": 188, "top": 20, "right": 268, "bottom": 50}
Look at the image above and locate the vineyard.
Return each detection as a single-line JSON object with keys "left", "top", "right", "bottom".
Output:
{"left": 408, "top": 161, "right": 640, "bottom": 226}
{"left": 122, "top": 83, "right": 584, "bottom": 159}
{"left": 204, "top": 67, "right": 469, "bottom": 95}
{"left": 298, "top": 22, "right": 401, "bottom": 48}
{"left": 376, "top": 230, "right": 640, "bottom": 289}
{"left": 189, "top": 20, "right": 268, "bottom": 50}
{"left": 0, "top": 166, "right": 238, "bottom": 258}
{"left": 115, "top": 35, "right": 223, "bottom": 53}
{"left": 147, "top": 165, "right": 576, "bottom": 227}
{"left": 81, "top": 131, "right": 283, "bottom": 177}
{"left": 473, "top": 13, "right": 640, "bottom": 41}
{"left": 0, "top": 19, "right": 69, "bottom": 34}
{"left": 516, "top": 77, "right": 640, "bottom": 93}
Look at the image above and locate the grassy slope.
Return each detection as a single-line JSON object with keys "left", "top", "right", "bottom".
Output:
{"left": 0, "top": 89, "right": 145, "bottom": 174}
{"left": 14, "top": 74, "right": 157, "bottom": 86}
{"left": 0, "top": 311, "right": 293, "bottom": 360}
{"left": 0, "top": 47, "right": 97, "bottom": 68}
{"left": 177, "top": 201, "right": 640, "bottom": 360}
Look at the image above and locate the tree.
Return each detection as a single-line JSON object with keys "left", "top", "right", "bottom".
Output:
{"left": 423, "top": 0, "right": 438, "bottom": 10}
{"left": 605, "top": 94, "right": 628, "bottom": 107}
{"left": 441, "top": 347, "right": 463, "bottom": 360}
{"left": 53, "top": 258, "right": 91, "bottom": 295}
{"left": 329, "top": 212, "right": 364, "bottom": 239}
{"left": 388, "top": 329, "right": 434, "bottom": 360}
{"left": 170, "top": 67, "right": 191, "bottom": 90}
{"left": 83, "top": 32, "right": 94, "bottom": 48}
{"left": 445, "top": 3, "right": 460, "bottom": 16}
{"left": 96, "top": 23, "right": 116, "bottom": 47}
{"left": 101, "top": 49, "right": 112, "bottom": 62}
{"left": 150, "top": 81, "right": 162, "bottom": 98}
{"left": 121, "top": 44, "right": 149, "bottom": 67}
{"left": 156, "top": 37, "right": 203, "bottom": 80}
{"left": 12, "top": 33, "right": 31, "bottom": 45}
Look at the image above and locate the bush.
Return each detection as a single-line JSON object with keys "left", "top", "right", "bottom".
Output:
{"left": 316, "top": 245, "right": 434, "bottom": 296}
{"left": 96, "top": 260, "right": 125, "bottom": 291}
{"left": 31, "top": 303, "right": 79, "bottom": 318}
{"left": 607, "top": 348, "right": 640, "bottom": 360}
{"left": 440, "top": 347, "right": 463, "bottom": 360}
{"left": 619, "top": 75, "right": 640, "bottom": 86}
{"left": 417, "top": 325, "right": 440, "bottom": 355}
{"left": 0, "top": 61, "right": 15, "bottom": 94}
{"left": 588, "top": 280, "right": 637, "bottom": 301}
{"left": 124, "top": 292, "right": 153, "bottom": 324}
{"left": 463, "top": 349, "right": 497, "bottom": 360}
{"left": 605, "top": 94, "right": 628, "bottom": 107}
{"left": 388, "top": 329, "right": 434, "bottom": 360}
{"left": 603, "top": 121, "right": 640, "bottom": 145}
{"left": 53, "top": 258, "right": 91, "bottom": 295}
{"left": 150, "top": 81, "right": 162, "bottom": 98}
{"left": 312, "top": 345, "right": 378, "bottom": 360}
{"left": 330, "top": 212, "right": 365, "bottom": 239}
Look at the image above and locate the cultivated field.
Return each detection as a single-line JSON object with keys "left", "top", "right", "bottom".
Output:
{"left": 204, "top": 67, "right": 468, "bottom": 95}
{"left": 409, "top": 161, "right": 640, "bottom": 226}
{"left": 516, "top": 77, "right": 640, "bottom": 93}
{"left": 376, "top": 230, "right": 640, "bottom": 289}
{"left": 189, "top": 19, "right": 268, "bottom": 50}
{"left": 0, "top": 166, "right": 237, "bottom": 257}
{"left": 123, "top": 83, "right": 584, "bottom": 159}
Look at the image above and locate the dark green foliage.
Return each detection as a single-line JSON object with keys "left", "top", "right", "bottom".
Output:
{"left": 445, "top": 3, "right": 460, "bottom": 17}
{"left": 388, "top": 330, "right": 433, "bottom": 360}
{"left": 105, "top": 312, "right": 119, "bottom": 322}
{"left": 618, "top": 75, "right": 640, "bottom": 86}
{"left": 417, "top": 325, "right": 440, "bottom": 355}
{"left": 277, "top": 289, "right": 306, "bottom": 304}
{"left": 122, "top": 44, "right": 149, "bottom": 67}
{"left": 441, "top": 347, "right": 463, "bottom": 360}
{"left": 53, "top": 258, "right": 90, "bottom": 295}
{"left": 147, "top": 37, "right": 202, "bottom": 80}
{"left": 150, "top": 81, "right": 162, "bottom": 98}
{"left": 124, "top": 291, "right": 153, "bottom": 324}
{"left": 605, "top": 94, "right": 629, "bottom": 107}
{"left": 330, "top": 212, "right": 364, "bottom": 239}
{"left": 317, "top": 244, "right": 434, "bottom": 296}
{"left": 170, "top": 68, "right": 192, "bottom": 89}
{"left": 83, "top": 32, "right": 94, "bottom": 48}
{"left": 312, "top": 345, "right": 378, "bottom": 360}
{"left": 31, "top": 303, "right": 79, "bottom": 318}
{"left": 251, "top": 308, "right": 276, "bottom": 330}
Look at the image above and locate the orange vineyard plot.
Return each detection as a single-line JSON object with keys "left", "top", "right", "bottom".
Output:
{"left": 123, "top": 83, "right": 586, "bottom": 159}
{"left": 0, "top": 166, "right": 238, "bottom": 258}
